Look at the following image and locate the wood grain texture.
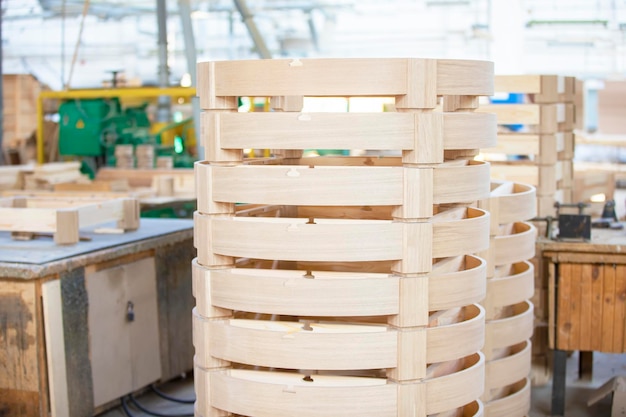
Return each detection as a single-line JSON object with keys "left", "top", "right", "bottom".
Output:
{"left": 486, "top": 261, "right": 534, "bottom": 311}
{"left": 202, "top": 111, "right": 496, "bottom": 154}
{"left": 485, "top": 301, "right": 534, "bottom": 351}
{"left": 483, "top": 377, "right": 530, "bottom": 417}
{"left": 426, "top": 304, "right": 484, "bottom": 364}
{"left": 196, "top": 209, "right": 490, "bottom": 264}
{"left": 484, "top": 341, "right": 531, "bottom": 390}
{"left": 197, "top": 58, "right": 493, "bottom": 101}
{"left": 493, "top": 222, "right": 537, "bottom": 266}
{"left": 202, "top": 318, "right": 397, "bottom": 370}
{"left": 425, "top": 353, "right": 485, "bottom": 415}
{"left": 429, "top": 255, "right": 486, "bottom": 312}
{"left": 208, "top": 368, "right": 397, "bottom": 417}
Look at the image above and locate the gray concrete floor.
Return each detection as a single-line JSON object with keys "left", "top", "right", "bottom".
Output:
{"left": 99, "top": 351, "right": 626, "bottom": 417}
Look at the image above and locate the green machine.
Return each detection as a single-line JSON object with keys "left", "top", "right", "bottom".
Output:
{"left": 58, "top": 97, "right": 195, "bottom": 174}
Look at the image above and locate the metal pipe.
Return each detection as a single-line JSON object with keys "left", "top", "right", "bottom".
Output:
{"left": 232, "top": 0, "right": 272, "bottom": 59}
{"left": 156, "top": 0, "right": 171, "bottom": 123}
{"left": 178, "top": 0, "right": 202, "bottom": 158}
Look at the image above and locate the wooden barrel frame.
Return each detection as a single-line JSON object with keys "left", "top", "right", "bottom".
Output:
{"left": 192, "top": 256, "right": 486, "bottom": 318}
{"left": 200, "top": 111, "right": 497, "bottom": 153}
{"left": 487, "top": 181, "right": 536, "bottom": 225}
{"left": 194, "top": 207, "right": 490, "bottom": 265}
{"left": 193, "top": 304, "right": 484, "bottom": 371}
{"left": 195, "top": 160, "right": 491, "bottom": 211}
{"left": 194, "top": 353, "right": 484, "bottom": 417}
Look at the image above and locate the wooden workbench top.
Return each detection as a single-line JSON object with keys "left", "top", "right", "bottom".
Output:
{"left": 0, "top": 218, "right": 193, "bottom": 279}
{"left": 538, "top": 224, "right": 626, "bottom": 262}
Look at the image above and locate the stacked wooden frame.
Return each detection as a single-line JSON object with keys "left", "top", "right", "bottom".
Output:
{"left": 478, "top": 181, "right": 537, "bottom": 416}
{"left": 193, "top": 58, "right": 496, "bottom": 417}
{"left": 478, "top": 75, "right": 577, "bottom": 218}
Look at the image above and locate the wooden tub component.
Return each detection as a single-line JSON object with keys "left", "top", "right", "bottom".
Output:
{"left": 485, "top": 301, "right": 534, "bottom": 351}
{"left": 483, "top": 378, "right": 531, "bottom": 417}
{"left": 192, "top": 256, "right": 486, "bottom": 318}
{"left": 485, "top": 262, "right": 534, "bottom": 311}
{"left": 194, "top": 207, "right": 490, "bottom": 266}
{"left": 201, "top": 111, "right": 497, "bottom": 152}
{"left": 485, "top": 181, "right": 536, "bottom": 226}
{"left": 493, "top": 222, "right": 537, "bottom": 266}
{"left": 484, "top": 341, "right": 531, "bottom": 391}
{"left": 194, "top": 57, "right": 495, "bottom": 416}
{"left": 193, "top": 303, "right": 484, "bottom": 372}
{"left": 195, "top": 160, "right": 491, "bottom": 211}
{"left": 199, "top": 58, "right": 493, "bottom": 101}
{"left": 194, "top": 353, "right": 484, "bottom": 417}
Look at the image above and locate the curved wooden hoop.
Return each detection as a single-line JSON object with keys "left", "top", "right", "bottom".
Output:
{"left": 483, "top": 378, "right": 530, "bottom": 417}
{"left": 195, "top": 208, "right": 490, "bottom": 263}
{"left": 490, "top": 181, "right": 537, "bottom": 224}
{"left": 202, "top": 58, "right": 493, "bottom": 98}
{"left": 494, "top": 222, "right": 537, "bottom": 266}
{"left": 427, "top": 304, "right": 485, "bottom": 364}
{"left": 425, "top": 352, "right": 485, "bottom": 415}
{"left": 484, "top": 340, "right": 531, "bottom": 390}
{"left": 487, "top": 261, "right": 534, "bottom": 309}
{"left": 485, "top": 301, "right": 534, "bottom": 350}
{"left": 192, "top": 256, "right": 486, "bottom": 318}
{"left": 203, "top": 112, "right": 497, "bottom": 153}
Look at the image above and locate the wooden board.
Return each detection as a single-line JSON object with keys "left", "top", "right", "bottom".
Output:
{"left": 198, "top": 58, "right": 494, "bottom": 105}
{"left": 201, "top": 111, "right": 497, "bottom": 153}
{"left": 556, "top": 262, "right": 626, "bottom": 353}
{"left": 483, "top": 377, "right": 530, "bottom": 417}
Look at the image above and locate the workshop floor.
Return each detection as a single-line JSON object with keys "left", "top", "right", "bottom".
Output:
{"left": 99, "top": 351, "right": 626, "bottom": 417}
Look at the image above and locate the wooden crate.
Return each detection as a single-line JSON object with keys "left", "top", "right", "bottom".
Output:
{"left": 194, "top": 57, "right": 496, "bottom": 417}
{"left": 0, "top": 196, "right": 139, "bottom": 244}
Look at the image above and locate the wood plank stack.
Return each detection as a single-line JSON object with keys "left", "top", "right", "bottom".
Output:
{"left": 478, "top": 75, "right": 578, "bottom": 217}
{"left": 2, "top": 74, "right": 44, "bottom": 163}
{"left": 478, "top": 181, "right": 537, "bottom": 416}
{"left": 115, "top": 144, "right": 135, "bottom": 168}
{"left": 136, "top": 144, "right": 155, "bottom": 169}
{"left": 193, "top": 58, "right": 497, "bottom": 417}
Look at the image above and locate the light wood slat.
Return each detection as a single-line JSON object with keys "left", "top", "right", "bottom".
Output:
{"left": 485, "top": 301, "right": 534, "bottom": 350}
{"left": 613, "top": 264, "right": 626, "bottom": 353}
{"left": 425, "top": 353, "right": 485, "bottom": 415}
{"left": 568, "top": 263, "right": 582, "bottom": 351}
{"left": 557, "top": 263, "right": 572, "bottom": 350}
{"left": 483, "top": 378, "right": 530, "bottom": 417}
{"left": 602, "top": 264, "right": 616, "bottom": 352}
{"left": 494, "top": 75, "right": 543, "bottom": 94}
{"left": 196, "top": 211, "right": 490, "bottom": 263}
{"left": 198, "top": 58, "right": 493, "bottom": 99}
{"left": 431, "top": 208, "right": 490, "bottom": 258}
{"left": 590, "top": 264, "right": 604, "bottom": 352}
{"left": 0, "top": 207, "right": 56, "bottom": 232}
{"left": 427, "top": 304, "right": 484, "bottom": 364}
{"left": 478, "top": 104, "right": 541, "bottom": 125}
{"left": 433, "top": 161, "right": 491, "bottom": 204}
{"left": 486, "top": 262, "right": 534, "bottom": 310}
{"left": 195, "top": 162, "right": 490, "bottom": 209}
{"left": 490, "top": 163, "right": 560, "bottom": 196}
{"left": 208, "top": 369, "right": 397, "bottom": 417}
{"left": 429, "top": 255, "right": 486, "bottom": 311}
{"left": 482, "top": 133, "right": 564, "bottom": 164}
{"left": 493, "top": 222, "right": 537, "bottom": 266}
{"left": 203, "top": 216, "right": 404, "bottom": 262}
{"left": 193, "top": 257, "right": 485, "bottom": 318}
{"left": 490, "top": 182, "right": 537, "bottom": 225}
{"left": 484, "top": 341, "right": 531, "bottom": 390}
{"left": 208, "top": 165, "right": 403, "bottom": 206}
{"left": 194, "top": 263, "right": 398, "bottom": 317}
{"left": 199, "top": 318, "right": 397, "bottom": 370}
{"left": 202, "top": 111, "right": 497, "bottom": 152}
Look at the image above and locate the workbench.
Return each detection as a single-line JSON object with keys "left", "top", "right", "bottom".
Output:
{"left": 0, "top": 218, "right": 195, "bottom": 417}
{"left": 537, "top": 226, "right": 626, "bottom": 416}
